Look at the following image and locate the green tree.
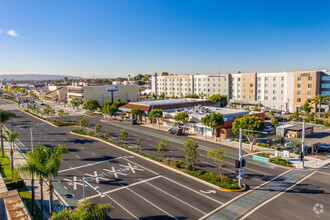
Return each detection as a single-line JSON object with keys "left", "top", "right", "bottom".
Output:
{"left": 16, "top": 150, "right": 39, "bottom": 215}
{"left": 83, "top": 99, "right": 101, "bottom": 112}
{"left": 63, "top": 76, "right": 68, "bottom": 82}
{"left": 185, "top": 94, "right": 199, "bottom": 98}
{"left": 268, "top": 110, "right": 274, "bottom": 117}
{"left": 102, "top": 101, "right": 112, "bottom": 115}
{"left": 58, "top": 109, "right": 65, "bottom": 121}
{"left": 209, "top": 94, "right": 228, "bottom": 107}
{"left": 174, "top": 112, "right": 189, "bottom": 133}
{"left": 44, "top": 145, "right": 69, "bottom": 214}
{"left": 156, "top": 139, "right": 169, "bottom": 160}
{"left": 149, "top": 109, "right": 163, "bottom": 127}
{"left": 94, "top": 123, "right": 102, "bottom": 137}
{"left": 70, "top": 98, "right": 83, "bottom": 111}
{"left": 207, "top": 148, "right": 227, "bottom": 182}
{"left": 159, "top": 92, "right": 165, "bottom": 99}
{"left": 271, "top": 117, "right": 279, "bottom": 127}
{"left": 119, "top": 128, "right": 128, "bottom": 146}
{"left": 130, "top": 108, "right": 142, "bottom": 122}
{"left": 161, "top": 72, "right": 169, "bottom": 76}
{"left": 0, "top": 109, "right": 16, "bottom": 158}
{"left": 254, "top": 104, "right": 260, "bottom": 111}
{"left": 142, "top": 77, "right": 149, "bottom": 83}
{"left": 79, "top": 116, "right": 90, "bottom": 131}
{"left": 49, "top": 199, "right": 112, "bottom": 220}
{"left": 104, "top": 131, "right": 111, "bottom": 140}
{"left": 152, "top": 92, "right": 157, "bottom": 100}
{"left": 232, "top": 115, "right": 266, "bottom": 151}
{"left": 183, "top": 139, "right": 199, "bottom": 171}
{"left": 302, "top": 100, "right": 311, "bottom": 114}
{"left": 201, "top": 112, "right": 225, "bottom": 140}
{"left": 106, "top": 105, "right": 118, "bottom": 117}
{"left": 137, "top": 138, "right": 143, "bottom": 153}
{"left": 4, "top": 130, "right": 18, "bottom": 175}
{"left": 311, "top": 94, "right": 330, "bottom": 116}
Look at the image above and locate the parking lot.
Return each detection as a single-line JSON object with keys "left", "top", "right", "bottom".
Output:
{"left": 57, "top": 155, "right": 232, "bottom": 219}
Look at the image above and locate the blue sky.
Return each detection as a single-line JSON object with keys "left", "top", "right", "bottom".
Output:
{"left": 0, "top": 0, "right": 329, "bottom": 78}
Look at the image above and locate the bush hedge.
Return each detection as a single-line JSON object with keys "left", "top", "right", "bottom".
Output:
{"left": 53, "top": 122, "right": 76, "bottom": 127}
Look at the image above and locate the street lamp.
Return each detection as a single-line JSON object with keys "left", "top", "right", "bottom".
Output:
{"left": 30, "top": 123, "right": 46, "bottom": 151}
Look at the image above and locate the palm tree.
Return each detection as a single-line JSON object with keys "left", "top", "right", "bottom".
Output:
{"left": 33, "top": 146, "right": 51, "bottom": 220}
{"left": 4, "top": 130, "right": 18, "bottom": 174}
{"left": 311, "top": 95, "right": 330, "bottom": 116}
{"left": 45, "top": 145, "right": 68, "bottom": 214}
{"left": 0, "top": 109, "right": 16, "bottom": 158}
{"left": 16, "top": 151, "right": 39, "bottom": 215}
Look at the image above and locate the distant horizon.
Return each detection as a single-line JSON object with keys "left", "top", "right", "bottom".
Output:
{"left": 1, "top": 0, "right": 329, "bottom": 78}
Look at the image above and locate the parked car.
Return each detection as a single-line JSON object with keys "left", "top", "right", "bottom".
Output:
{"left": 264, "top": 126, "right": 273, "bottom": 132}
{"left": 168, "top": 127, "right": 183, "bottom": 135}
{"left": 127, "top": 119, "right": 138, "bottom": 125}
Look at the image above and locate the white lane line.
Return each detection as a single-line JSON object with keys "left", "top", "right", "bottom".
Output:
{"left": 120, "top": 183, "right": 178, "bottom": 220}
{"left": 105, "top": 194, "right": 139, "bottom": 219}
{"left": 198, "top": 169, "right": 292, "bottom": 220}
{"left": 240, "top": 171, "right": 316, "bottom": 220}
{"left": 81, "top": 147, "right": 84, "bottom": 149}
{"left": 123, "top": 158, "right": 159, "bottom": 175}
{"left": 91, "top": 152, "right": 96, "bottom": 156}
{"left": 80, "top": 175, "right": 163, "bottom": 201}
{"left": 75, "top": 154, "right": 80, "bottom": 159}
{"left": 59, "top": 157, "right": 123, "bottom": 173}
{"left": 50, "top": 139, "right": 54, "bottom": 142}
{"left": 316, "top": 171, "right": 330, "bottom": 176}
{"left": 161, "top": 176, "right": 223, "bottom": 205}
{"left": 142, "top": 178, "right": 207, "bottom": 215}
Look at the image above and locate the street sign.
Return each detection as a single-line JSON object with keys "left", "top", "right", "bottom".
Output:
{"left": 285, "top": 142, "right": 292, "bottom": 147}
{"left": 238, "top": 168, "right": 244, "bottom": 175}
{"left": 283, "top": 150, "right": 290, "bottom": 158}
{"left": 253, "top": 155, "right": 269, "bottom": 163}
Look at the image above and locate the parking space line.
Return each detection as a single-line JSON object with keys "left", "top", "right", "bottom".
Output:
{"left": 120, "top": 183, "right": 178, "bottom": 220}
{"left": 316, "top": 171, "right": 330, "bottom": 176}
{"left": 104, "top": 194, "right": 139, "bottom": 219}
{"left": 161, "top": 176, "right": 223, "bottom": 205}
{"left": 142, "top": 178, "right": 207, "bottom": 215}
{"left": 123, "top": 158, "right": 159, "bottom": 175}
{"left": 80, "top": 175, "right": 163, "bottom": 201}
{"left": 59, "top": 157, "right": 123, "bottom": 173}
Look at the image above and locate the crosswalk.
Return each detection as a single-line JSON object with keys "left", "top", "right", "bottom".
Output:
{"left": 0, "top": 99, "right": 18, "bottom": 110}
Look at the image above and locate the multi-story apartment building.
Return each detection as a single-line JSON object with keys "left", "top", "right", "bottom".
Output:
{"left": 152, "top": 74, "right": 229, "bottom": 98}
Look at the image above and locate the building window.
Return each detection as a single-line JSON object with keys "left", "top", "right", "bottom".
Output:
{"left": 273, "top": 77, "right": 276, "bottom": 81}
{"left": 298, "top": 77, "right": 301, "bottom": 81}
{"left": 249, "top": 90, "right": 253, "bottom": 93}
{"left": 249, "top": 96, "right": 252, "bottom": 99}
{"left": 258, "top": 84, "right": 261, "bottom": 87}
{"left": 273, "top": 84, "right": 276, "bottom": 87}
{"left": 258, "top": 77, "right": 261, "bottom": 81}
{"left": 213, "top": 89, "right": 215, "bottom": 92}
{"left": 297, "top": 91, "right": 301, "bottom": 95}
{"left": 258, "top": 96, "right": 261, "bottom": 100}
{"left": 250, "top": 78, "right": 253, "bottom": 81}
{"left": 243, "top": 95, "right": 246, "bottom": 99}
{"left": 244, "top": 78, "right": 246, "bottom": 81}
{"left": 297, "top": 98, "right": 301, "bottom": 102}
{"left": 273, "top": 90, "right": 276, "bottom": 94}
{"left": 224, "top": 89, "right": 227, "bottom": 92}
{"left": 224, "top": 78, "right": 227, "bottom": 81}
{"left": 243, "top": 89, "right": 246, "bottom": 93}
{"left": 307, "top": 91, "right": 312, "bottom": 96}
{"left": 297, "top": 84, "right": 301, "bottom": 88}
{"left": 265, "top": 77, "right": 268, "bottom": 81}
{"left": 273, "top": 97, "right": 276, "bottom": 100}
{"left": 237, "top": 89, "right": 240, "bottom": 92}
{"left": 265, "top": 90, "right": 268, "bottom": 94}
{"left": 250, "top": 84, "right": 253, "bottom": 87}
{"left": 238, "top": 78, "right": 241, "bottom": 81}
{"left": 237, "top": 95, "right": 241, "bottom": 98}
{"left": 281, "top": 77, "right": 284, "bottom": 81}
{"left": 281, "top": 90, "right": 284, "bottom": 94}
{"left": 281, "top": 84, "right": 284, "bottom": 88}
{"left": 258, "top": 90, "right": 261, "bottom": 93}
{"left": 265, "top": 84, "right": 268, "bottom": 87}
{"left": 308, "top": 76, "right": 312, "bottom": 81}
{"left": 308, "top": 84, "right": 312, "bottom": 88}
{"left": 265, "top": 96, "right": 268, "bottom": 100}
{"left": 243, "top": 83, "right": 246, "bottom": 87}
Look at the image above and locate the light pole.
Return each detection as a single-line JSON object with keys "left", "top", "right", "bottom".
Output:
{"left": 301, "top": 119, "right": 305, "bottom": 168}
{"left": 30, "top": 123, "right": 46, "bottom": 151}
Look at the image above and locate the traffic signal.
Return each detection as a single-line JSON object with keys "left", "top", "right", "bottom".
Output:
{"left": 235, "top": 160, "right": 240, "bottom": 168}
{"left": 242, "top": 159, "right": 246, "bottom": 167}
{"left": 300, "top": 152, "right": 304, "bottom": 161}
{"left": 268, "top": 139, "right": 273, "bottom": 147}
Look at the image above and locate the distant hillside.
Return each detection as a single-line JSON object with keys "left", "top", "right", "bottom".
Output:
{"left": 0, "top": 74, "right": 83, "bottom": 81}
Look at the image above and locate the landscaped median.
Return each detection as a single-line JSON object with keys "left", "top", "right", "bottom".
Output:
{"left": 71, "top": 129, "right": 243, "bottom": 191}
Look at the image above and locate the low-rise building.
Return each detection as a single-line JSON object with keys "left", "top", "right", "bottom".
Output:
{"left": 45, "top": 87, "right": 67, "bottom": 102}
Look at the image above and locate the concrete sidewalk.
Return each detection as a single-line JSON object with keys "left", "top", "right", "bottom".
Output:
{"left": 2, "top": 140, "right": 65, "bottom": 219}
{"left": 139, "top": 122, "right": 330, "bottom": 169}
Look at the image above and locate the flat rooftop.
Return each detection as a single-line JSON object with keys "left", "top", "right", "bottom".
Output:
{"left": 131, "top": 98, "right": 202, "bottom": 106}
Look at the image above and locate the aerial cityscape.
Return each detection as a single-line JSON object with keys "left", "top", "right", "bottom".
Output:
{"left": 0, "top": 1, "right": 329, "bottom": 220}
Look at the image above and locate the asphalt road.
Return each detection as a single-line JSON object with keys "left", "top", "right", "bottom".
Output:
{"left": 4, "top": 108, "right": 241, "bottom": 219}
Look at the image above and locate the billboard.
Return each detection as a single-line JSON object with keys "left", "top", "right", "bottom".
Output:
{"left": 106, "top": 85, "right": 118, "bottom": 92}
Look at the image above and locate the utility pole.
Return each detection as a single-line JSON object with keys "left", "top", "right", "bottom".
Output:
{"left": 301, "top": 119, "right": 305, "bottom": 168}
{"left": 238, "top": 128, "right": 243, "bottom": 188}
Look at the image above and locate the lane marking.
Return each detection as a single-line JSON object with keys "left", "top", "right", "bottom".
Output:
{"left": 142, "top": 178, "right": 207, "bottom": 215}
{"left": 59, "top": 157, "right": 123, "bottom": 173}
{"left": 120, "top": 183, "right": 178, "bottom": 220}
{"left": 79, "top": 175, "right": 162, "bottom": 201}
{"left": 75, "top": 154, "right": 80, "bottom": 159}
{"left": 316, "top": 171, "right": 330, "bottom": 176}
{"left": 91, "top": 152, "right": 95, "bottom": 156}
{"left": 239, "top": 171, "right": 316, "bottom": 220}
{"left": 161, "top": 176, "right": 223, "bottom": 205}
{"left": 104, "top": 193, "right": 139, "bottom": 219}
{"left": 198, "top": 169, "right": 292, "bottom": 220}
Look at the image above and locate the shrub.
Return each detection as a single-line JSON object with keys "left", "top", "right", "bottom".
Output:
{"left": 256, "top": 142, "right": 269, "bottom": 148}
{"left": 324, "top": 120, "right": 330, "bottom": 127}
{"left": 71, "top": 129, "right": 87, "bottom": 135}
{"left": 53, "top": 122, "right": 75, "bottom": 127}
{"left": 87, "top": 131, "right": 94, "bottom": 136}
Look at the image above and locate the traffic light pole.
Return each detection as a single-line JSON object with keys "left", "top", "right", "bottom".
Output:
{"left": 238, "top": 128, "right": 243, "bottom": 188}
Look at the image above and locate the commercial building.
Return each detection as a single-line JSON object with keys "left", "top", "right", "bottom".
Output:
{"left": 67, "top": 82, "right": 139, "bottom": 105}
{"left": 276, "top": 124, "right": 314, "bottom": 138}
{"left": 45, "top": 87, "right": 67, "bottom": 102}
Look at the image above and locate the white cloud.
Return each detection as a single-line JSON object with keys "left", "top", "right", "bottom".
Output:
{"left": 7, "top": 30, "right": 18, "bottom": 37}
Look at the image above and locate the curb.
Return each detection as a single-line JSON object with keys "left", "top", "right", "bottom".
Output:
{"left": 220, "top": 183, "right": 246, "bottom": 192}
{"left": 70, "top": 131, "right": 242, "bottom": 193}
